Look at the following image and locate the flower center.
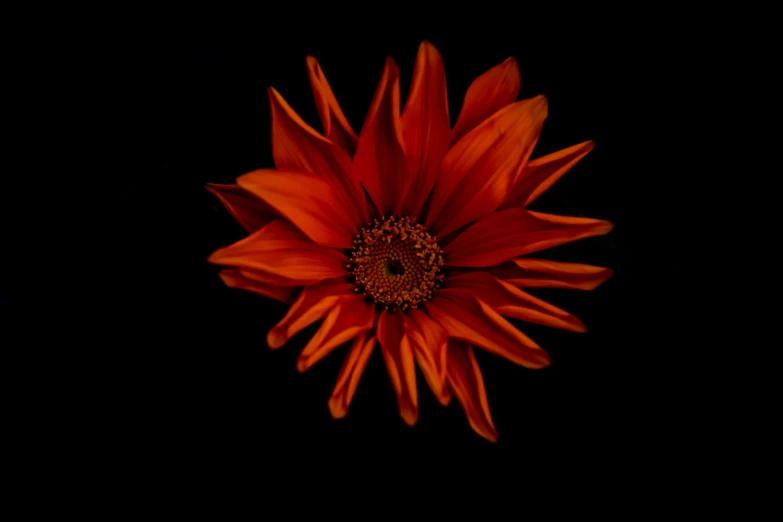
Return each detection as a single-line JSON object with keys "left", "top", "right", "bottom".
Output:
{"left": 348, "top": 216, "right": 444, "bottom": 312}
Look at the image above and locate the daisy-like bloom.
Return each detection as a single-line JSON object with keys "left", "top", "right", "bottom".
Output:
{"left": 207, "top": 41, "right": 613, "bottom": 441}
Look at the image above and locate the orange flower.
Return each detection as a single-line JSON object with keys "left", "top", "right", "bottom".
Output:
{"left": 207, "top": 41, "right": 613, "bottom": 442}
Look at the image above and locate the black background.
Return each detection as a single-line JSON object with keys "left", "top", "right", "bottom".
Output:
{"left": 24, "top": 13, "right": 694, "bottom": 490}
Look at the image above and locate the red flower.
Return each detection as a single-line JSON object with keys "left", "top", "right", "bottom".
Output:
{"left": 207, "top": 41, "right": 613, "bottom": 441}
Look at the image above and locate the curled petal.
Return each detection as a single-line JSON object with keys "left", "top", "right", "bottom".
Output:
{"left": 237, "top": 169, "right": 356, "bottom": 249}
{"left": 447, "top": 340, "right": 497, "bottom": 443}
{"left": 484, "top": 258, "right": 614, "bottom": 291}
{"left": 208, "top": 220, "right": 348, "bottom": 284}
{"left": 329, "top": 332, "right": 376, "bottom": 419}
{"left": 268, "top": 87, "right": 367, "bottom": 226}
{"left": 445, "top": 272, "right": 586, "bottom": 332}
{"left": 501, "top": 140, "right": 595, "bottom": 210}
{"left": 297, "top": 295, "right": 375, "bottom": 372}
{"left": 400, "top": 41, "right": 451, "bottom": 219}
{"left": 406, "top": 309, "right": 450, "bottom": 406}
{"left": 427, "top": 96, "right": 548, "bottom": 237}
{"left": 450, "top": 56, "right": 521, "bottom": 146}
{"left": 306, "top": 56, "right": 359, "bottom": 158}
{"left": 377, "top": 310, "right": 418, "bottom": 426}
{"left": 205, "top": 183, "right": 276, "bottom": 233}
{"left": 426, "top": 292, "right": 551, "bottom": 369}
{"left": 444, "top": 208, "right": 613, "bottom": 268}
{"left": 352, "top": 58, "right": 411, "bottom": 217}
{"left": 218, "top": 268, "right": 297, "bottom": 304}
{"left": 266, "top": 277, "right": 354, "bottom": 349}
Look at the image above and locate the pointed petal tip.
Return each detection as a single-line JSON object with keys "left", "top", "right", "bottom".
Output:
{"left": 204, "top": 183, "right": 232, "bottom": 196}
{"left": 296, "top": 356, "right": 308, "bottom": 373}
{"left": 328, "top": 398, "right": 347, "bottom": 419}
{"left": 305, "top": 56, "right": 322, "bottom": 75}
{"left": 469, "top": 416, "right": 499, "bottom": 442}
{"left": 267, "top": 86, "right": 282, "bottom": 104}
{"left": 536, "top": 353, "right": 553, "bottom": 368}
{"left": 534, "top": 94, "right": 549, "bottom": 115}
{"left": 437, "top": 390, "right": 452, "bottom": 407}
{"left": 483, "top": 429, "right": 499, "bottom": 443}
{"left": 267, "top": 330, "right": 285, "bottom": 350}
{"left": 384, "top": 56, "right": 400, "bottom": 76}
{"left": 503, "top": 56, "right": 517, "bottom": 66}
{"left": 401, "top": 407, "right": 418, "bottom": 427}
{"left": 418, "top": 40, "right": 439, "bottom": 54}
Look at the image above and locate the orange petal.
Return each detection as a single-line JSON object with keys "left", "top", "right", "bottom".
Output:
{"left": 230, "top": 265, "right": 305, "bottom": 289}
{"left": 427, "top": 96, "right": 548, "bottom": 237}
{"left": 484, "top": 258, "right": 614, "bottom": 290}
{"left": 501, "top": 141, "right": 595, "bottom": 210}
{"left": 329, "top": 332, "right": 376, "bottom": 419}
{"left": 237, "top": 169, "right": 355, "bottom": 249}
{"left": 306, "top": 56, "right": 359, "bottom": 158}
{"left": 352, "top": 58, "right": 412, "bottom": 217}
{"left": 406, "top": 309, "right": 450, "bottom": 406}
{"left": 426, "top": 293, "right": 551, "bottom": 369}
{"left": 400, "top": 41, "right": 451, "bottom": 219}
{"left": 445, "top": 272, "right": 586, "bottom": 332}
{"left": 205, "top": 184, "right": 276, "bottom": 233}
{"left": 449, "top": 57, "right": 521, "bottom": 146}
{"left": 297, "top": 294, "right": 375, "bottom": 372}
{"left": 447, "top": 340, "right": 498, "bottom": 443}
{"left": 218, "top": 268, "right": 297, "bottom": 304}
{"left": 377, "top": 310, "right": 418, "bottom": 426}
{"left": 268, "top": 88, "right": 368, "bottom": 226}
{"left": 208, "top": 220, "right": 348, "bottom": 285}
{"left": 444, "top": 208, "right": 613, "bottom": 268}
{"left": 266, "top": 277, "right": 354, "bottom": 349}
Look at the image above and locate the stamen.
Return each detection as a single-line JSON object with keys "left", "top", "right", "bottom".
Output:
{"left": 348, "top": 216, "right": 444, "bottom": 312}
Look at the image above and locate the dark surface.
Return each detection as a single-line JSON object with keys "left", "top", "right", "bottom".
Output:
{"left": 27, "top": 17, "right": 693, "bottom": 487}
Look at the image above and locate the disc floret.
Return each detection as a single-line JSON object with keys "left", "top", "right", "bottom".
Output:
{"left": 347, "top": 216, "right": 444, "bottom": 312}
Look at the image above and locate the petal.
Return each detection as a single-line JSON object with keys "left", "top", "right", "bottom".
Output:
{"left": 484, "top": 258, "right": 614, "bottom": 291}
{"left": 230, "top": 265, "right": 305, "bottom": 289}
{"left": 500, "top": 141, "right": 595, "bottom": 210}
{"left": 377, "top": 310, "right": 418, "bottom": 426}
{"left": 206, "top": 184, "right": 276, "bottom": 233}
{"left": 400, "top": 41, "right": 451, "bottom": 219}
{"left": 329, "top": 332, "right": 376, "bottom": 419}
{"left": 427, "top": 96, "right": 548, "bottom": 238}
{"left": 237, "top": 169, "right": 356, "bottom": 249}
{"left": 266, "top": 277, "right": 354, "bottom": 349}
{"left": 352, "top": 58, "right": 412, "bottom": 217}
{"left": 218, "top": 268, "right": 297, "bottom": 304}
{"left": 406, "top": 309, "right": 450, "bottom": 406}
{"left": 306, "top": 56, "right": 359, "bottom": 158}
{"left": 268, "top": 87, "right": 368, "bottom": 226}
{"left": 426, "top": 293, "right": 551, "bottom": 369}
{"left": 447, "top": 340, "right": 498, "bottom": 443}
{"left": 297, "top": 294, "right": 375, "bottom": 372}
{"left": 444, "top": 208, "right": 613, "bottom": 268}
{"left": 445, "top": 272, "right": 586, "bottom": 332}
{"left": 208, "top": 220, "right": 348, "bottom": 287}
{"left": 450, "top": 57, "right": 521, "bottom": 146}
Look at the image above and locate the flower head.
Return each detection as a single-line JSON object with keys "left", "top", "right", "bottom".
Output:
{"left": 207, "top": 41, "right": 613, "bottom": 441}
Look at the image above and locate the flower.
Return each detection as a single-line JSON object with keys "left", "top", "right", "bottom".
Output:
{"left": 207, "top": 41, "right": 613, "bottom": 442}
